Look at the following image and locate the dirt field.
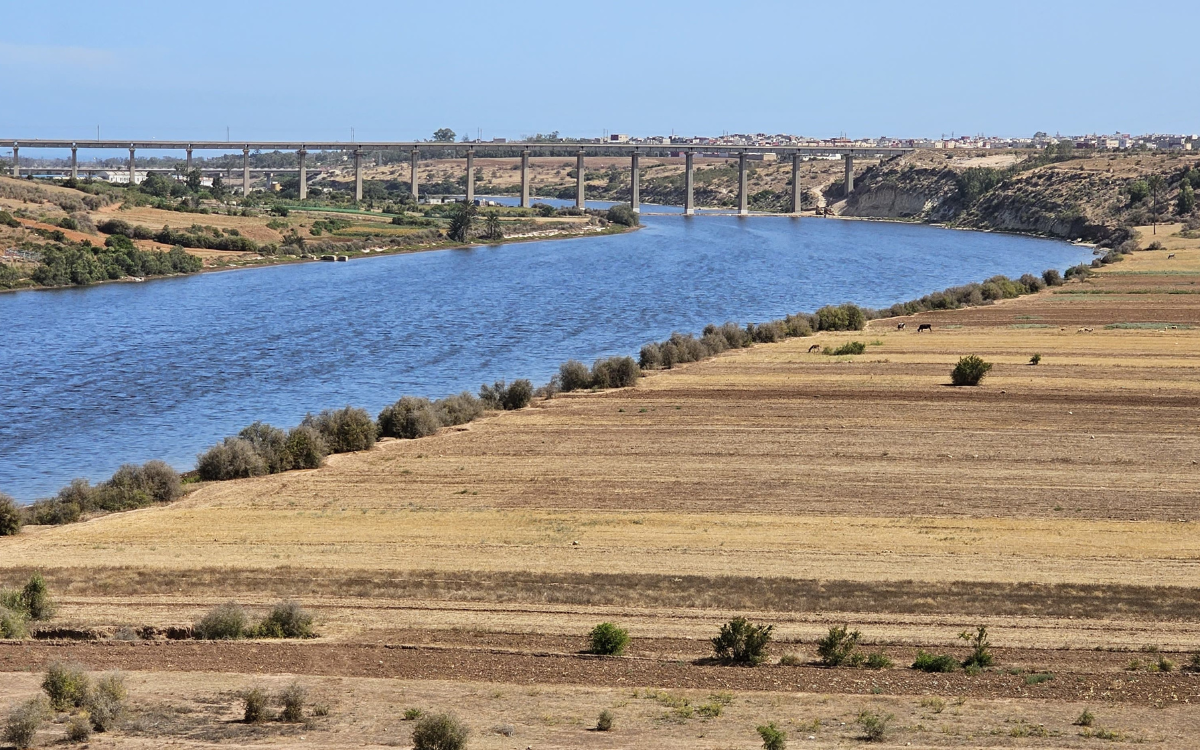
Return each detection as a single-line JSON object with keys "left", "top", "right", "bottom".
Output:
{"left": 2, "top": 226, "right": 1199, "bottom": 747}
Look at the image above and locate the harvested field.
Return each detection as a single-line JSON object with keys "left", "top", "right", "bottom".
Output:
{"left": 2, "top": 225, "right": 1199, "bottom": 747}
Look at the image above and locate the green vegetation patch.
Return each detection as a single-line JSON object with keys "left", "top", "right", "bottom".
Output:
{"left": 1104, "top": 322, "right": 1193, "bottom": 329}
{"left": 1008, "top": 323, "right": 1052, "bottom": 329}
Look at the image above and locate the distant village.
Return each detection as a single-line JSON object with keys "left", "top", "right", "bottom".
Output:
{"left": 594, "top": 131, "right": 1197, "bottom": 153}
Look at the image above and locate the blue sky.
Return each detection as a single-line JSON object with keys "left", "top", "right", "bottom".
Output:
{"left": 1, "top": 0, "right": 1196, "bottom": 146}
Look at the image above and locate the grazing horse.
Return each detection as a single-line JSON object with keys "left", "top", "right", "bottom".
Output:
{"left": 808, "top": 344, "right": 821, "bottom": 353}
{"left": 917, "top": 324, "right": 932, "bottom": 332}
{"left": 896, "top": 322, "right": 906, "bottom": 330}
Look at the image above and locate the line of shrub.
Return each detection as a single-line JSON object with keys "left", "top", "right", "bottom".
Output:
{"left": 97, "top": 219, "right": 259, "bottom": 252}
{"left": 21, "top": 461, "right": 182, "bottom": 526}
{"left": 26, "top": 241, "right": 201, "bottom": 288}
{"left": 556, "top": 356, "right": 640, "bottom": 392}
{"left": 194, "top": 601, "right": 315, "bottom": 640}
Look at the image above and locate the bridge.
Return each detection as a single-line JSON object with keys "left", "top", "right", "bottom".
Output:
{"left": 3, "top": 139, "right": 912, "bottom": 215}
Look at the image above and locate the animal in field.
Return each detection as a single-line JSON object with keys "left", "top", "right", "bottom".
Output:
{"left": 917, "top": 323, "right": 932, "bottom": 332}
{"left": 897, "top": 322, "right": 906, "bottom": 330}
{"left": 1077, "top": 327, "right": 1094, "bottom": 333}
{"left": 808, "top": 344, "right": 821, "bottom": 353}
{"left": 1167, "top": 253, "right": 1176, "bottom": 259}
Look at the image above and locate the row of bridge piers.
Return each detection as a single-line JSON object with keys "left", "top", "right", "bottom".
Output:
{"left": 10, "top": 145, "right": 859, "bottom": 214}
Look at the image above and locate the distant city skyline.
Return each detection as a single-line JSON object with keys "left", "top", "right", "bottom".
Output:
{"left": 1, "top": 0, "right": 1196, "bottom": 144}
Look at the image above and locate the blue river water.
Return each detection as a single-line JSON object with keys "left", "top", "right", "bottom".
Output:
{"left": 0, "top": 202, "right": 1092, "bottom": 500}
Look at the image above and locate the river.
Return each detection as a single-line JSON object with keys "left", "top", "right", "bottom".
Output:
{"left": 0, "top": 203, "right": 1092, "bottom": 500}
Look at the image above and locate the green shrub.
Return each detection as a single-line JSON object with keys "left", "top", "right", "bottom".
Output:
{"left": 558, "top": 360, "right": 593, "bottom": 392}
{"left": 816, "top": 625, "right": 862, "bottom": 667}
{"left": 1024, "top": 672, "right": 1054, "bottom": 685}
{"left": 589, "top": 622, "right": 630, "bottom": 656}
{"left": 435, "top": 392, "right": 484, "bottom": 426}
{"left": 196, "top": 437, "right": 268, "bottom": 481}
{"left": 865, "top": 651, "right": 893, "bottom": 670}
{"left": 960, "top": 625, "right": 995, "bottom": 669}
{"left": 279, "top": 682, "right": 306, "bottom": 723}
{"left": 1042, "top": 268, "right": 1063, "bottom": 286}
{"left": 591, "top": 356, "right": 640, "bottom": 389}
{"left": 283, "top": 425, "right": 327, "bottom": 470}
{"left": 815, "top": 303, "right": 866, "bottom": 331}
{"left": 950, "top": 355, "right": 993, "bottom": 386}
{"left": 0, "top": 607, "right": 29, "bottom": 638}
{"left": 1064, "top": 263, "right": 1092, "bottom": 280}
{"left": 596, "top": 709, "right": 613, "bottom": 731}
{"left": 42, "top": 662, "right": 91, "bottom": 711}
{"left": 411, "top": 712, "right": 470, "bottom": 750}
{"left": 778, "top": 653, "right": 802, "bottom": 666}
{"left": 379, "top": 397, "right": 443, "bottom": 439}
{"left": 825, "top": 341, "right": 866, "bottom": 356}
{"left": 91, "top": 460, "right": 182, "bottom": 511}
{"left": 1075, "top": 709, "right": 1095, "bottom": 727}
{"left": 757, "top": 722, "right": 787, "bottom": 750}
{"left": 0, "top": 493, "right": 21, "bottom": 536}
{"left": 238, "top": 422, "right": 290, "bottom": 473}
{"left": 242, "top": 688, "right": 268, "bottom": 722}
{"left": 712, "top": 617, "right": 773, "bottom": 666}
{"left": 857, "top": 710, "right": 892, "bottom": 742}
{"left": 194, "top": 602, "right": 248, "bottom": 640}
{"left": 256, "top": 601, "right": 315, "bottom": 638}
{"left": 1030, "top": 353, "right": 1041, "bottom": 365}
{"left": 479, "top": 379, "right": 533, "bottom": 410}
{"left": 403, "top": 707, "right": 424, "bottom": 721}
{"left": 912, "top": 651, "right": 959, "bottom": 673}
{"left": 4, "top": 697, "right": 48, "bottom": 749}
{"left": 0, "top": 210, "right": 20, "bottom": 228}
{"left": 21, "top": 573, "right": 54, "bottom": 621}
{"left": 66, "top": 712, "right": 93, "bottom": 741}
{"left": 85, "top": 672, "right": 126, "bottom": 731}
{"left": 302, "top": 406, "right": 377, "bottom": 453}
{"left": 606, "top": 204, "right": 639, "bottom": 227}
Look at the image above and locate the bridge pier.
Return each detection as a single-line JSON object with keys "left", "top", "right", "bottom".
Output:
{"left": 465, "top": 149, "right": 475, "bottom": 204}
{"left": 738, "top": 152, "right": 748, "bottom": 215}
{"left": 10, "top": 146, "right": 17, "bottom": 177}
{"left": 410, "top": 149, "right": 419, "bottom": 201}
{"left": 186, "top": 147, "right": 193, "bottom": 174}
{"left": 575, "top": 150, "right": 585, "bottom": 209}
{"left": 70, "top": 147, "right": 78, "bottom": 180}
{"left": 297, "top": 149, "right": 307, "bottom": 200}
{"left": 354, "top": 149, "right": 363, "bottom": 202}
{"left": 128, "top": 147, "right": 137, "bottom": 185}
{"left": 630, "top": 152, "right": 640, "bottom": 212}
{"left": 791, "top": 153, "right": 802, "bottom": 214}
{"left": 684, "top": 151, "right": 694, "bottom": 215}
{"left": 520, "top": 150, "right": 530, "bottom": 208}
{"left": 844, "top": 153, "right": 854, "bottom": 196}
{"left": 242, "top": 148, "right": 250, "bottom": 194}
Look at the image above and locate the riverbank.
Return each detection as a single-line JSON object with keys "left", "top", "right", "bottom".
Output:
{"left": 1, "top": 226, "right": 1197, "bottom": 747}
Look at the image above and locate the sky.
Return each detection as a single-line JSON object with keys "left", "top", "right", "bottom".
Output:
{"left": 1, "top": 0, "right": 1197, "bottom": 150}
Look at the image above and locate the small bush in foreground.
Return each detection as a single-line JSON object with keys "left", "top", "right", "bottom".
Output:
{"left": 1075, "top": 708, "right": 1095, "bottom": 727}
{"left": 757, "top": 722, "right": 787, "bottom": 750}
{"left": 66, "top": 712, "right": 93, "bottom": 741}
{"left": 194, "top": 602, "right": 248, "bottom": 640}
{"left": 403, "top": 707, "right": 424, "bottom": 721}
{"left": 1030, "top": 353, "right": 1041, "bottom": 365}
{"left": 912, "top": 651, "right": 959, "bottom": 673}
{"left": 302, "top": 406, "right": 377, "bottom": 453}
{"left": 857, "top": 710, "right": 893, "bottom": 742}
{"left": 411, "top": 712, "right": 469, "bottom": 750}
{"left": 825, "top": 341, "right": 866, "bottom": 356}
{"left": 256, "top": 601, "right": 315, "bottom": 638}
{"left": 816, "top": 625, "right": 862, "bottom": 667}
{"left": 960, "top": 625, "right": 995, "bottom": 669}
{"left": 1025, "top": 672, "right": 1054, "bottom": 685}
{"left": 85, "top": 672, "right": 127, "bottom": 731}
{"left": 0, "top": 493, "right": 22, "bottom": 536}
{"left": 1042, "top": 268, "right": 1063, "bottom": 286}
{"left": 242, "top": 688, "right": 268, "bottom": 723}
{"left": 950, "top": 355, "right": 993, "bottom": 386}
{"left": 865, "top": 651, "right": 894, "bottom": 670}
{"left": 712, "top": 617, "right": 773, "bottom": 666}
{"left": 21, "top": 573, "right": 54, "bottom": 621}
{"left": 4, "top": 697, "right": 48, "bottom": 749}
{"left": 279, "top": 682, "right": 306, "bottom": 723}
{"left": 589, "top": 622, "right": 630, "bottom": 656}
{"left": 197, "top": 437, "right": 268, "bottom": 481}
{"left": 0, "top": 607, "right": 29, "bottom": 638}
{"left": 778, "top": 653, "right": 802, "bottom": 666}
{"left": 42, "top": 662, "right": 91, "bottom": 711}
{"left": 596, "top": 709, "right": 613, "bottom": 731}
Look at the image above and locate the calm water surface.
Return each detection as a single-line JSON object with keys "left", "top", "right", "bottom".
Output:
{"left": 0, "top": 206, "right": 1092, "bottom": 500}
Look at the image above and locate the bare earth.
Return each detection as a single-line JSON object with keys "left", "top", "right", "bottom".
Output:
{"left": 2, "top": 227, "right": 1199, "bottom": 747}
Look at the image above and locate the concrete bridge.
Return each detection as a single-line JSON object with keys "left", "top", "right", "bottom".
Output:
{"left": 4, "top": 139, "right": 911, "bottom": 215}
